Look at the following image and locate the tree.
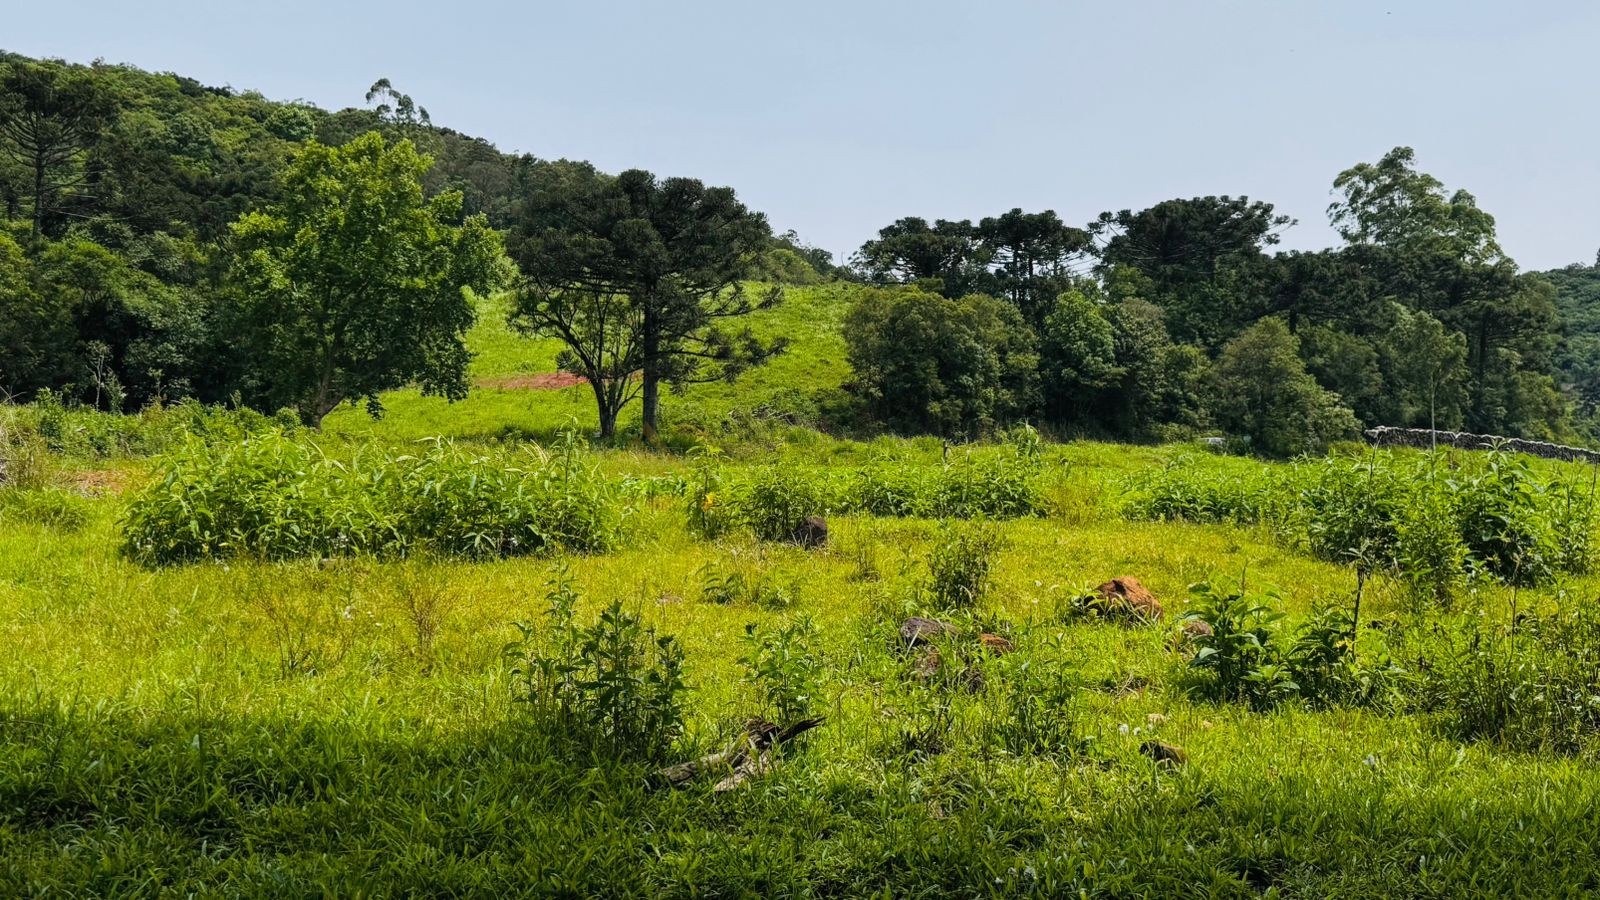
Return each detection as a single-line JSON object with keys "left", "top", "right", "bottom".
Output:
{"left": 0, "top": 231, "right": 76, "bottom": 396}
{"left": 976, "top": 208, "right": 1093, "bottom": 326}
{"left": 225, "top": 132, "right": 502, "bottom": 427}
{"left": 1093, "top": 196, "right": 1290, "bottom": 348}
{"left": 1379, "top": 304, "right": 1468, "bottom": 430}
{"left": 852, "top": 216, "right": 981, "bottom": 293}
{"left": 1037, "top": 289, "right": 1119, "bottom": 424}
{"left": 843, "top": 287, "right": 1037, "bottom": 436}
{"left": 1208, "top": 318, "right": 1358, "bottom": 457}
{"left": 507, "top": 162, "right": 781, "bottom": 441}
{"left": 1327, "top": 147, "right": 1559, "bottom": 434}
{"left": 1328, "top": 146, "right": 1500, "bottom": 264}
{"left": 0, "top": 60, "right": 116, "bottom": 238}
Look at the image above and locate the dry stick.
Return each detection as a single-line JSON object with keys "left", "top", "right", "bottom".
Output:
{"left": 653, "top": 717, "right": 824, "bottom": 791}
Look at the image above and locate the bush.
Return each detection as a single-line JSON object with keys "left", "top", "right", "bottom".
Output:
{"left": 925, "top": 520, "right": 1002, "bottom": 611}
{"left": 739, "top": 617, "right": 823, "bottom": 725}
{"left": 122, "top": 431, "right": 620, "bottom": 565}
{"left": 0, "top": 487, "right": 90, "bottom": 530}
{"left": 1407, "top": 609, "right": 1600, "bottom": 757}
{"left": 843, "top": 287, "right": 1038, "bottom": 437}
{"left": 1124, "top": 449, "right": 1595, "bottom": 591}
{"left": 505, "top": 571, "right": 686, "bottom": 764}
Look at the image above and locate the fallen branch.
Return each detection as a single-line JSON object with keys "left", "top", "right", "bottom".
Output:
{"left": 653, "top": 716, "right": 824, "bottom": 792}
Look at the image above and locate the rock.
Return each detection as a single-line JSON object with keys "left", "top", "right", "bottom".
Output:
{"left": 790, "top": 515, "right": 828, "bottom": 549}
{"left": 1139, "top": 740, "right": 1187, "bottom": 767}
{"left": 979, "top": 633, "right": 1014, "bottom": 655}
{"left": 911, "top": 646, "right": 943, "bottom": 680}
{"left": 1095, "top": 576, "right": 1162, "bottom": 622}
{"left": 1169, "top": 617, "right": 1212, "bottom": 650}
{"left": 899, "top": 616, "right": 956, "bottom": 648}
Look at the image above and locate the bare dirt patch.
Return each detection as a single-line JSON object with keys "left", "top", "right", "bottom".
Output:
{"left": 478, "top": 372, "right": 589, "bottom": 391}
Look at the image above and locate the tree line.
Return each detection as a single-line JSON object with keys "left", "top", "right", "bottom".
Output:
{"left": 1, "top": 51, "right": 1597, "bottom": 452}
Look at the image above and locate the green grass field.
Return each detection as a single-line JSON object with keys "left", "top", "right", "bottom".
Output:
{"left": 3, "top": 289, "right": 1600, "bottom": 896}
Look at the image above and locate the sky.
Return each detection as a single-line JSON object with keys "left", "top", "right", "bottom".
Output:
{"left": 7, "top": 0, "right": 1599, "bottom": 270}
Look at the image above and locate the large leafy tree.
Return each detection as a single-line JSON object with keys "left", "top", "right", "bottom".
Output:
{"left": 507, "top": 162, "right": 781, "bottom": 441}
{"left": 1208, "top": 317, "right": 1358, "bottom": 457}
{"left": 225, "top": 132, "right": 502, "bottom": 427}
{"left": 1037, "top": 288, "right": 1119, "bottom": 423}
{"left": 0, "top": 59, "right": 116, "bottom": 238}
{"left": 843, "top": 287, "right": 1037, "bottom": 436}
{"left": 1328, "top": 147, "right": 1559, "bottom": 435}
{"left": 0, "top": 231, "right": 77, "bottom": 396}
{"left": 1093, "top": 196, "right": 1290, "bottom": 348}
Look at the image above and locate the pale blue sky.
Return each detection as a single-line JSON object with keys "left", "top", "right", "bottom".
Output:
{"left": 7, "top": 1, "right": 1599, "bottom": 269}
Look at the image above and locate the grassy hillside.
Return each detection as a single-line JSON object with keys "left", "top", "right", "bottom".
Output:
{"left": 322, "top": 283, "right": 853, "bottom": 445}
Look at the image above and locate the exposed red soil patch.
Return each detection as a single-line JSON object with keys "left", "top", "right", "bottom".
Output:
{"left": 71, "top": 469, "right": 130, "bottom": 496}
{"left": 479, "top": 372, "right": 589, "bottom": 391}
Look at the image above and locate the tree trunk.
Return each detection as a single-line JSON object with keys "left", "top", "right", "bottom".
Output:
{"left": 640, "top": 303, "right": 661, "bottom": 444}
{"left": 593, "top": 380, "right": 618, "bottom": 441}
{"left": 32, "top": 156, "right": 46, "bottom": 240}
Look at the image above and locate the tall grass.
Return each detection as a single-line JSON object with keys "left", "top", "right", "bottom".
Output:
{"left": 123, "top": 431, "right": 621, "bottom": 565}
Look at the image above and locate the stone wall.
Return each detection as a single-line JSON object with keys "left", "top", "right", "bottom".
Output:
{"left": 1363, "top": 426, "right": 1600, "bottom": 464}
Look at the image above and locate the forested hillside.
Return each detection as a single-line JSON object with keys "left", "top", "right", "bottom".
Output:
{"left": 1, "top": 49, "right": 1596, "bottom": 452}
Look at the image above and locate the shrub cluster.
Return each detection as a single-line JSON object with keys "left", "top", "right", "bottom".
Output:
{"left": 1180, "top": 580, "right": 1400, "bottom": 711}
{"left": 123, "top": 432, "right": 620, "bottom": 565}
{"left": 690, "top": 433, "right": 1045, "bottom": 541}
{"left": 1403, "top": 608, "right": 1600, "bottom": 757}
{"left": 1126, "top": 449, "right": 1597, "bottom": 592}
{"left": 18, "top": 391, "right": 300, "bottom": 459}
{"left": 504, "top": 571, "right": 686, "bottom": 764}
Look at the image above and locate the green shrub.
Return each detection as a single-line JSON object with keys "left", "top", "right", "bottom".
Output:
{"left": 122, "top": 431, "right": 619, "bottom": 565}
{"left": 504, "top": 571, "right": 686, "bottom": 764}
{"left": 1122, "top": 455, "right": 1288, "bottom": 525}
{"left": 739, "top": 617, "right": 823, "bottom": 725}
{"left": 925, "top": 520, "right": 1001, "bottom": 611}
{"left": 1408, "top": 609, "right": 1600, "bottom": 757}
{"left": 1182, "top": 580, "right": 1295, "bottom": 710}
{"left": 1450, "top": 452, "right": 1557, "bottom": 586}
{"left": 0, "top": 487, "right": 90, "bottom": 530}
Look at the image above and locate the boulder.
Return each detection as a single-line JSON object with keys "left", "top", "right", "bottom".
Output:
{"left": 790, "top": 515, "right": 828, "bottom": 549}
{"left": 1095, "top": 576, "right": 1162, "bottom": 622}
{"left": 979, "top": 633, "right": 1014, "bottom": 655}
{"left": 1139, "top": 740, "right": 1187, "bottom": 767}
{"left": 911, "top": 646, "right": 943, "bottom": 681}
{"left": 899, "top": 616, "right": 956, "bottom": 648}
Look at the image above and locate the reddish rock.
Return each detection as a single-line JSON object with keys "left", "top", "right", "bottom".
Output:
{"left": 1139, "top": 740, "right": 1188, "bottom": 767}
{"left": 899, "top": 617, "right": 956, "bottom": 648}
{"left": 1095, "top": 576, "right": 1163, "bottom": 622}
{"left": 979, "top": 633, "right": 1015, "bottom": 655}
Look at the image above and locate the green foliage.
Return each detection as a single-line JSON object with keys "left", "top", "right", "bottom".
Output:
{"left": 122, "top": 431, "right": 619, "bottom": 565}
{"left": 690, "top": 437, "right": 1044, "bottom": 541}
{"left": 1183, "top": 580, "right": 1295, "bottom": 709}
{"left": 925, "top": 520, "right": 1001, "bottom": 611}
{"left": 225, "top": 132, "right": 503, "bottom": 427}
{"left": 507, "top": 161, "right": 782, "bottom": 439}
{"left": 1126, "top": 449, "right": 1593, "bottom": 590}
{"left": 843, "top": 287, "right": 1037, "bottom": 437}
{"left": 1207, "top": 318, "right": 1360, "bottom": 457}
{"left": 1407, "top": 609, "right": 1600, "bottom": 757}
{"left": 739, "top": 616, "right": 822, "bottom": 724}
{"left": 505, "top": 571, "right": 685, "bottom": 763}
{"left": 0, "top": 487, "right": 88, "bottom": 530}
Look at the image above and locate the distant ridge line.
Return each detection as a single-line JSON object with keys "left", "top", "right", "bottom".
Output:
{"left": 1364, "top": 426, "right": 1600, "bottom": 464}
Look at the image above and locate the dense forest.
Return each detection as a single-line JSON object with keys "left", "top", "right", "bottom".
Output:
{"left": 2, "top": 50, "right": 1598, "bottom": 453}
